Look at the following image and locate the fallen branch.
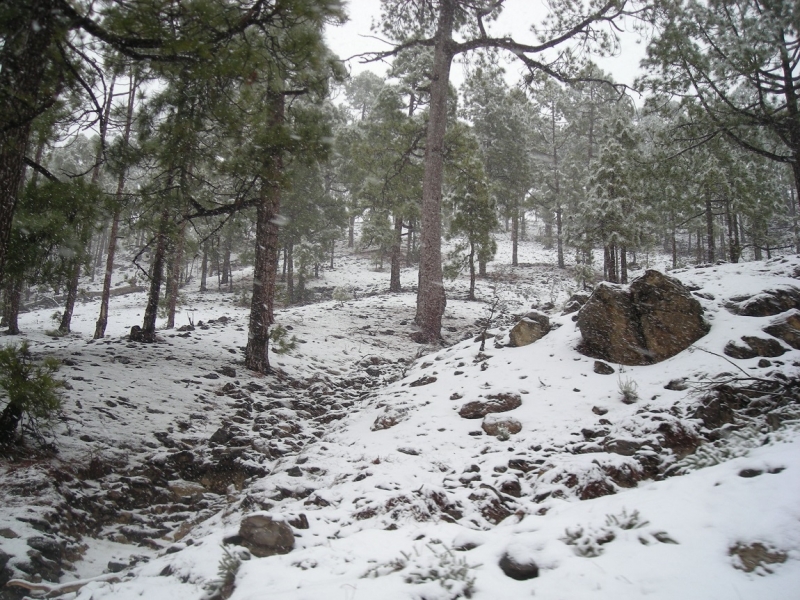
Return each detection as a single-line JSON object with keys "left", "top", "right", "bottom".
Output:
{"left": 6, "top": 574, "right": 121, "bottom": 597}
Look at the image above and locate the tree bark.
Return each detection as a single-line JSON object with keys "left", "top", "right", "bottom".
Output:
{"left": 140, "top": 208, "right": 171, "bottom": 342}
{"left": 4, "top": 276, "right": 22, "bottom": 335}
{"left": 58, "top": 257, "right": 81, "bottom": 334}
{"left": 467, "top": 241, "right": 476, "bottom": 301}
{"left": 0, "top": 0, "right": 59, "bottom": 285}
{"left": 389, "top": 215, "right": 403, "bottom": 292}
{"left": 165, "top": 220, "right": 186, "bottom": 329}
{"left": 286, "top": 240, "right": 294, "bottom": 304}
{"left": 511, "top": 209, "right": 519, "bottom": 267}
{"left": 620, "top": 244, "right": 628, "bottom": 284}
{"left": 244, "top": 89, "right": 283, "bottom": 374}
{"left": 705, "top": 195, "right": 715, "bottom": 263}
{"left": 414, "top": 0, "right": 455, "bottom": 343}
{"left": 199, "top": 239, "right": 209, "bottom": 292}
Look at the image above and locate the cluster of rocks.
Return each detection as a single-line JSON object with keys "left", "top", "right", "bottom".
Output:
{"left": 723, "top": 288, "right": 800, "bottom": 360}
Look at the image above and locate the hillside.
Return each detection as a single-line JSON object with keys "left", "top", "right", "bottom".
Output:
{"left": 1, "top": 237, "right": 799, "bottom": 600}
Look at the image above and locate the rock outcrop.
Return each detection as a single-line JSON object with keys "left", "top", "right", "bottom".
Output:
{"left": 577, "top": 270, "right": 709, "bottom": 365}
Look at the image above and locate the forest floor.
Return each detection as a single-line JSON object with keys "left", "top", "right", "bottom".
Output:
{"left": 1, "top": 233, "right": 799, "bottom": 600}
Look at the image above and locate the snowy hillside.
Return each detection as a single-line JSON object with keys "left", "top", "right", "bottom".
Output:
{"left": 1, "top": 238, "right": 799, "bottom": 600}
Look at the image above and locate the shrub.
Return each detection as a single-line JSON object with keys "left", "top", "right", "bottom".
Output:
{"left": 269, "top": 325, "right": 298, "bottom": 355}
{"left": 0, "top": 342, "right": 64, "bottom": 447}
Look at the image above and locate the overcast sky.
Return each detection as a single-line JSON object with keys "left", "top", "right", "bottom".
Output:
{"left": 324, "top": 0, "right": 649, "bottom": 94}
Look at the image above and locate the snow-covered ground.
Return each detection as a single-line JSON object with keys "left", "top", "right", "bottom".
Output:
{"left": 1, "top": 233, "right": 799, "bottom": 600}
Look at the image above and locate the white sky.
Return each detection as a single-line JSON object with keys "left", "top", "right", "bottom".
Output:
{"left": 324, "top": 0, "right": 648, "bottom": 93}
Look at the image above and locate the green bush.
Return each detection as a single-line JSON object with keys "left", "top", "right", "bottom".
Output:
{"left": 0, "top": 342, "right": 64, "bottom": 447}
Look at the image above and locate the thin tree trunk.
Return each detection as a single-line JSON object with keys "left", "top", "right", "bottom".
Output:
{"left": 58, "top": 258, "right": 81, "bottom": 334}
{"left": 5, "top": 276, "right": 22, "bottom": 335}
{"left": 330, "top": 239, "right": 335, "bottom": 269}
{"left": 468, "top": 241, "right": 476, "bottom": 301}
{"left": 95, "top": 76, "right": 135, "bottom": 339}
{"left": 166, "top": 220, "right": 186, "bottom": 329}
{"left": 389, "top": 215, "right": 403, "bottom": 292}
{"left": 139, "top": 208, "right": 171, "bottom": 342}
{"left": 415, "top": 0, "right": 455, "bottom": 342}
{"left": 556, "top": 207, "right": 564, "bottom": 268}
{"left": 200, "top": 239, "right": 209, "bottom": 292}
{"left": 287, "top": 240, "right": 294, "bottom": 305}
{"left": 348, "top": 214, "right": 355, "bottom": 248}
{"left": 705, "top": 196, "right": 715, "bottom": 263}
{"left": 620, "top": 245, "right": 628, "bottom": 284}
{"left": 511, "top": 209, "right": 519, "bottom": 267}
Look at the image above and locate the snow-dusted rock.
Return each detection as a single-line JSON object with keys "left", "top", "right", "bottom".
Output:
{"left": 508, "top": 311, "right": 549, "bottom": 347}
{"left": 578, "top": 270, "right": 708, "bottom": 365}
{"left": 238, "top": 515, "right": 294, "bottom": 558}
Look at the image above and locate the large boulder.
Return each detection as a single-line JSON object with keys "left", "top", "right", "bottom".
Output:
{"left": 508, "top": 311, "right": 550, "bottom": 347}
{"left": 577, "top": 270, "right": 708, "bottom": 365}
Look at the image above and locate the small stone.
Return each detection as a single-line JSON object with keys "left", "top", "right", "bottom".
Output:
{"left": 664, "top": 378, "right": 689, "bottom": 391}
{"left": 409, "top": 376, "right": 437, "bottom": 387}
{"left": 459, "top": 393, "right": 522, "bottom": 419}
{"left": 499, "top": 552, "right": 539, "bottom": 580}
{"left": 0, "top": 528, "right": 20, "bottom": 539}
{"left": 593, "top": 361, "right": 615, "bottom": 375}
{"left": 604, "top": 439, "right": 641, "bottom": 456}
{"left": 482, "top": 415, "right": 522, "bottom": 436}
{"left": 758, "top": 358, "right": 772, "bottom": 368}
{"left": 286, "top": 466, "right": 303, "bottom": 477}
{"left": 592, "top": 406, "right": 609, "bottom": 415}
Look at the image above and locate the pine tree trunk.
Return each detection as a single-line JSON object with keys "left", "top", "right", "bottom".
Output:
{"left": 511, "top": 209, "right": 519, "bottom": 267}
{"left": 58, "top": 256, "right": 81, "bottom": 334}
{"left": 468, "top": 241, "right": 476, "bottom": 301}
{"left": 389, "top": 215, "right": 403, "bottom": 292}
{"left": 94, "top": 209, "right": 120, "bottom": 339}
{"left": 330, "top": 239, "right": 335, "bottom": 269}
{"left": 620, "top": 245, "right": 628, "bottom": 284}
{"left": 200, "top": 239, "right": 209, "bottom": 292}
{"left": 245, "top": 178, "right": 281, "bottom": 373}
{"left": 556, "top": 206, "right": 564, "bottom": 268}
{"left": 166, "top": 220, "right": 186, "bottom": 329}
{"left": 0, "top": 0, "right": 58, "bottom": 285}
{"left": 287, "top": 240, "right": 294, "bottom": 305}
{"left": 415, "top": 0, "right": 455, "bottom": 343}
{"left": 5, "top": 276, "right": 22, "bottom": 335}
{"left": 672, "top": 225, "right": 677, "bottom": 269}
{"left": 348, "top": 214, "right": 355, "bottom": 248}
{"left": 139, "top": 209, "right": 171, "bottom": 343}
{"left": 705, "top": 196, "right": 715, "bottom": 263}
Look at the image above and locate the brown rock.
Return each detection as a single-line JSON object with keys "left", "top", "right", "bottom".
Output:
{"left": 238, "top": 515, "right": 294, "bottom": 558}
{"left": 482, "top": 415, "right": 522, "bottom": 436}
{"left": 604, "top": 439, "right": 641, "bottom": 456}
{"left": 593, "top": 361, "right": 615, "bottom": 375}
{"left": 561, "top": 291, "right": 590, "bottom": 316}
{"left": 630, "top": 270, "right": 709, "bottom": 363}
{"left": 371, "top": 408, "right": 408, "bottom": 431}
{"left": 724, "top": 336, "right": 786, "bottom": 359}
{"left": 577, "top": 270, "right": 708, "bottom": 365}
{"left": 499, "top": 553, "right": 539, "bottom": 580}
{"left": 509, "top": 311, "right": 550, "bottom": 347}
{"left": 741, "top": 335, "right": 786, "bottom": 357}
{"left": 577, "top": 283, "right": 647, "bottom": 364}
{"left": 728, "top": 287, "right": 800, "bottom": 317}
{"left": 459, "top": 393, "right": 522, "bottom": 419}
{"left": 763, "top": 309, "right": 800, "bottom": 349}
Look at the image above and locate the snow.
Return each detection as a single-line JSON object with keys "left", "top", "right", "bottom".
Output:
{"left": 1, "top": 233, "right": 799, "bottom": 600}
